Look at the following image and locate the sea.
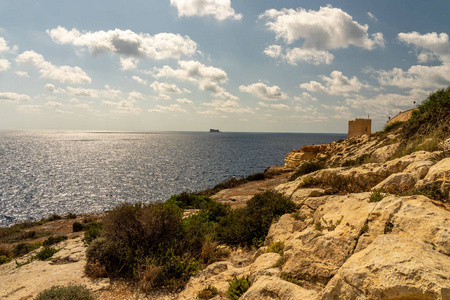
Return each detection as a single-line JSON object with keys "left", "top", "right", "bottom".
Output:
{"left": 0, "top": 130, "right": 346, "bottom": 226}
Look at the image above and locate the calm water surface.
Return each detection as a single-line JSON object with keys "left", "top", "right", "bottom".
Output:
{"left": 0, "top": 130, "right": 345, "bottom": 226}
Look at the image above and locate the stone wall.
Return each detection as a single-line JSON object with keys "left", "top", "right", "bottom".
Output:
{"left": 387, "top": 108, "right": 416, "bottom": 126}
{"left": 347, "top": 118, "right": 371, "bottom": 139}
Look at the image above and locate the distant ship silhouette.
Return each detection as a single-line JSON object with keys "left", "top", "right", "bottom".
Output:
{"left": 209, "top": 129, "right": 220, "bottom": 133}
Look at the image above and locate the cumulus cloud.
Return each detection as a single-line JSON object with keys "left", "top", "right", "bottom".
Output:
{"left": 270, "top": 103, "right": 290, "bottom": 111}
{"left": 239, "top": 82, "right": 288, "bottom": 100}
{"left": 103, "top": 98, "right": 142, "bottom": 115}
{"left": 176, "top": 98, "right": 193, "bottom": 104}
{"left": 45, "top": 83, "right": 66, "bottom": 94}
{"left": 150, "top": 81, "right": 182, "bottom": 97}
{"left": 0, "top": 92, "right": 31, "bottom": 102}
{"left": 0, "top": 37, "right": 17, "bottom": 54}
{"left": 300, "top": 71, "right": 368, "bottom": 96}
{"left": 15, "top": 71, "right": 29, "bottom": 77}
{"left": 170, "top": 0, "right": 242, "bottom": 21}
{"left": 0, "top": 58, "right": 10, "bottom": 71}
{"left": 16, "top": 50, "right": 91, "bottom": 84}
{"left": 260, "top": 6, "right": 384, "bottom": 65}
{"left": 149, "top": 104, "right": 187, "bottom": 113}
{"left": 345, "top": 89, "right": 429, "bottom": 119}
{"left": 294, "top": 92, "right": 318, "bottom": 102}
{"left": 47, "top": 27, "right": 197, "bottom": 67}
{"left": 154, "top": 60, "right": 237, "bottom": 100}
{"left": 264, "top": 46, "right": 334, "bottom": 65}
{"left": 132, "top": 75, "right": 147, "bottom": 85}
{"left": 201, "top": 99, "right": 253, "bottom": 114}
{"left": 66, "top": 85, "right": 122, "bottom": 99}
{"left": 120, "top": 57, "right": 139, "bottom": 70}
{"left": 45, "top": 101, "right": 64, "bottom": 107}
{"left": 374, "top": 32, "right": 450, "bottom": 89}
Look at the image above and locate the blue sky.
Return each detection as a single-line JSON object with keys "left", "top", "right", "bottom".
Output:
{"left": 0, "top": 0, "right": 449, "bottom": 133}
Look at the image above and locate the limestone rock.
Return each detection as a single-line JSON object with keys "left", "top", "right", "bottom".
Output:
{"left": 403, "top": 159, "right": 434, "bottom": 179}
{"left": 244, "top": 253, "right": 281, "bottom": 283}
{"left": 416, "top": 157, "right": 450, "bottom": 196}
{"left": 371, "top": 172, "right": 418, "bottom": 193}
{"left": 265, "top": 214, "right": 306, "bottom": 245}
{"left": 240, "top": 276, "right": 317, "bottom": 300}
{"left": 370, "top": 143, "right": 399, "bottom": 163}
{"left": 291, "top": 188, "right": 325, "bottom": 205}
{"left": 320, "top": 235, "right": 450, "bottom": 300}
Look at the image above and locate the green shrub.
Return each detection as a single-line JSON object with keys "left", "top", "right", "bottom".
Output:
{"left": 13, "top": 242, "right": 40, "bottom": 257}
{"left": 34, "top": 285, "right": 94, "bottom": 300}
{"left": 226, "top": 275, "right": 250, "bottom": 300}
{"left": 43, "top": 235, "right": 67, "bottom": 247}
{"left": 384, "top": 121, "right": 404, "bottom": 133}
{"left": 280, "top": 272, "right": 302, "bottom": 286}
{"left": 73, "top": 221, "right": 84, "bottom": 232}
{"left": 0, "top": 255, "right": 12, "bottom": 265}
{"left": 65, "top": 213, "right": 77, "bottom": 219}
{"left": 266, "top": 241, "right": 284, "bottom": 255}
{"left": 217, "top": 190, "right": 295, "bottom": 247}
{"left": 198, "top": 285, "right": 219, "bottom": 299}
{"left": 82, "top": 222, "right": 103, "bottom": 245}
{"left": 369, "top": 190, "right": 387, "bottom": 203}
{"left": 289, "top": 162, "right": 324, "bottom": 181}
{"left": 35, "top": 246, "right": 58, "bottom": 261}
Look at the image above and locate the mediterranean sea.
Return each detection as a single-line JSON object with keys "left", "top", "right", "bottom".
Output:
{"left": 0, "top": 130, "right": 345, "bottom": 226}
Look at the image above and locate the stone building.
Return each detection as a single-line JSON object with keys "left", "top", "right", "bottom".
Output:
{"left": 347, "top": 118, "right": 371, "bottom": 139}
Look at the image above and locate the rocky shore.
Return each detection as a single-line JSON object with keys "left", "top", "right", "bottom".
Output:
{"left": 1, "top": 125, "right": 449, "bottom": 300}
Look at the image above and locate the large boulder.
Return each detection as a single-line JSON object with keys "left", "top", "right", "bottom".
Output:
{"left": 416, "top": 157, "right": 450, "bottom": 198}
{"left": 320, "top": 235, "right": 450, "bottom": 300}
{"left": 240, "top": 276, "right": 317, "bottom": 300}
{"left": 371, "top": 172, "right": 418, "bottom": 193}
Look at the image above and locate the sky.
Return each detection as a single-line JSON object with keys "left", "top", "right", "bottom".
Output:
{"left": 0, "top": 0, "right": 449, "bottom": 133}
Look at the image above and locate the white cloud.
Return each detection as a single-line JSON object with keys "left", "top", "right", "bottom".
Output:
{"left": 120, "top": 57, "right": 139, "bottom": 70}
{"left": 368, "top": 12, "right": 378, "bottom": 21}
{"left": 0, "top": 37, "right": 17, "bottom": 54}
{"left": 128, "top": 91, "right": 145, "bottom": 100}
{"left": 373, "top": 32, "right": 450, "bottom": 89}
{"left": 154, "top": 60, "right": 237, "bottom": 100}
{"left": 150, "top": 81, "right": 182, "bottom": 96}
{"left": 202, "top": 99, "right": 253, "bottom": 114}
{"left": 47, "top": 27, "right": 197, "bottom": 67}
{"left": 270, "top": 103, "right": 290, "bottom": 111}
{"left": 45, "top": 101, "right": 64, "bottom": 107}
{"left": 45, "top": 83, "right": 66, "bottom": 94}
{"left": 15, "top": 71, "right": 29, "bottom": 77}
{"left": 0, "top": 92, "right": 31, "bottom": 102}
{"left": 398, "top": 31, "right": 450, "bottom": 63}
{"left": 176, "top": 98, "right": 193, "bottom": 104}
{"left": 16, "top": 50, "right": 91, "bottom": 84}
{"left": 345, "top": 89, "right": 429, "bottom": 119}
{"left": 260, "top": 6, "right": 384, "bottom": 49}
{"left": 149, "top": 103, "right": 187, "bottom": 113}
{"left": 294, "top": 92, "right": 318, "bottom": 102}
{"left": 0, "top": 58, "right": 10, "bottom": 71}
{"left": 264, "top": 45, "right": 334, "bottom": 65}
{"left": 300, "top": 71, "right": 368, "bottom": 96}
{"left": 132, "top": 75, "right": 148, "bottom": 85}
{"left": 66, "top": 86, "right": 122, "bottom": 99}
{"left": 260, "top": 6, "right": 383, "bottom": 65}
{"left": 170, "top": 0, "right": 242, "bottom": 21}
{"left": 103, "top": 98, "right": 142, "bottom": 115}
{"left": 239, "top": 82, "right": 288, "bottom": 100}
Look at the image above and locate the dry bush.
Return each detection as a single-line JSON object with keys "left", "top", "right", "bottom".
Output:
{"left": 201, "top": 237, "right": 218, "bottom": 264}
{"left": 0, "top": 244, "right": 13, "bottom": 258}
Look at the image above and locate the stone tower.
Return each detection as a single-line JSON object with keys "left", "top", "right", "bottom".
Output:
{"left": 347, "top": 118, "right": 371, "bottom": 139}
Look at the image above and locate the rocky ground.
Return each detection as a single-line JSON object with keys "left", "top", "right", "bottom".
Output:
{"left": 1, "top": 130, "right": 449, "bottom": 300}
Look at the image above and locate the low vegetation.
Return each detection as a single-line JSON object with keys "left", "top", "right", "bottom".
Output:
{"left": 198, "top": 285, "right": 219, "bottom": 299}
{"left": 196, "top": 172, "right": 267, "bottom": 197}
{"left": 288, "top": 161, "right": 324, "bottom": 181}
{"left": 34, "top": 285, "right": 94, "bottom": 300}
{"left": 85, "top": 190, "right": 293, "bottom": 292}
{"left": 226, "top": 275, "right": 250, "bottom": 300}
